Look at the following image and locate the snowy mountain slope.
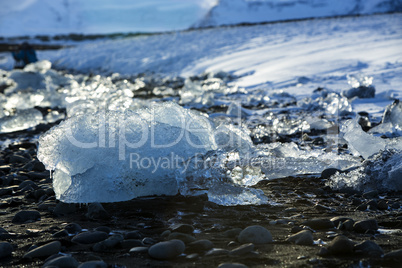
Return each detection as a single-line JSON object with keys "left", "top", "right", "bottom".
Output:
{"left": 194, "top": 0, "right": 402, "bottom": 28}
{"left": 0, "top": 13, "right": 389, "bottom": 118}
{"left": 0, "top": 13, "right": 400, "bottom": 117}
{"left": 0, "top": 0, "right": 215, "bottom": 37}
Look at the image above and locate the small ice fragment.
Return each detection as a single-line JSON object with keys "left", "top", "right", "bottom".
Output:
{"left": 369, "top": 100, "right": 402, "bottom": 137}
{"left": 347, "top": 73, "right": 373, "bottom": 88}
{"left": 23, "top": 60, "right": 52, "bottom": 73}
{"left": 0, "top": 108, "right": 43, "bottom": 133}
{"left": 344, "top": 73, "right": 375, "bottom": 99}
{"left": 45, "top": 110, "right": 65, "bottom": 123}
{"left": 342, "top": 118, "right": 386, "bottom": 159}
{"left": 7, "top": 71, "right": 46, "bottom": 92}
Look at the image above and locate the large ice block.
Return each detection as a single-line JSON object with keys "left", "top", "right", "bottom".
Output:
{"left": 38, "top": 103, "right": 219, "bottom": 203}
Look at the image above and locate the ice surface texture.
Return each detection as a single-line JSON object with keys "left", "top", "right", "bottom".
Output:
{"left": 38, "top": 102, "right": 261, "bottom": 204}
{"left": 327, "top": 149, "right": 402, "bottom": 192}
{"left": 0, "top": 108, "right": 43, "bottom": 134}
{"left": 38, "top": 103, "right": 220, "bottom": 203}
{"left": 342, "top": 117, "right": 402, "bottom": 159}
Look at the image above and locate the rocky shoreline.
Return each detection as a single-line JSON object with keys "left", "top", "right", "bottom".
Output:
{"left": 0, "top": 138, "right": 401, "bottom": 267}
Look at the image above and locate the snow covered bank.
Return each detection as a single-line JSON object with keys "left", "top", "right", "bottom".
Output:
{"left": 194, "top": 0, "right": 402, "bottom": 28}
{"left": 15, "top": 13, "right": 398, "bottom": 116}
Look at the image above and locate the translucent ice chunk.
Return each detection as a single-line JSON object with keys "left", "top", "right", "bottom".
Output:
{"left": 23, "top": 60, "right": 52, "bottom": 73}
{"left": 45, "top": 110, "right": 65, "bottom": 123}
{"left": 38, "top": 103, "right": 218, "bottom": 203}
{"left": 7, "top": 71, "right": 46, "bottom": 93}
{"left": 179, "top": 79, "right": 215, "bottom": 108}
{"left": 258, "top": 142, "right": 360, "bottom": 179}
{"left": 0, "top": 108, "right": 43, "bottom": 133}
{"left": 327, "top": 150, "right": 402, "bottom": 192}
{"left": 176, "top": 150, "right": 268, "bottom": 205}
{"left": 369, "top": 100, "right": 402, "bottom": 137}
{"left": 347, "top": 73, "right": 373, "bottom": 88}
{"left": 342, "top": 117, "right": 402, "bottom": 159}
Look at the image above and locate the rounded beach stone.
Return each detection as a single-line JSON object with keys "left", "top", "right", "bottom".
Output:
{"left": 170, "top": 224, "right": 194, "bottom": 234}
{"left": 0, "top": 242, "right": 13, "bottom": 259}
{"left": 327, "top": 236, "right": 354, "bottom": 255}
{"left": 72, "top": 231, "right": 108, "bottom": 244}
{"left": 148, "top": 239, "right": 185, "bottom": 260}
{"left": 23, "top": 241, "right": 61, "bottom": 259}
{"left": 286, "top": 230, "right": 314, "bottom": 246}
{"left": 238, "top": 225, "right": 272, "bottom": 244}
{"left": 64, "top": 223, "right": 82, "bottom": 234}
{"left": 354, "top": 240, "right": 383, "bottom": 257}
{"left": 43, "top": 255, "right": 80, "bottom": 268}
{"left": 353, "top": 219, "right": 378, "bottom": 233}
{"left": 12, "top": 210, "right": 41, "bottom": 223}
{"left": 187, "top": 239, "right": 214, "bottom": 252}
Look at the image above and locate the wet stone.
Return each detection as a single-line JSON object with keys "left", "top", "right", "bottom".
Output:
{"left": 12, "top": 210, "right": 40, "bottom": 223}
{"left": 224, "top": 228, "right": 242, "bottom": 238}
{"left": 327, "top": 236, "right": 355, "bottom": 255}
{"left": 9, "top": 155, "right": 29, "bottom": 164}
{"left": 287, "top": 230, "right": 314, "bottom": 246}
{"left": 129, "top": 247, "right": 149, "bottom": 254}
{"left": 356, "top": 203, "right": 367, "bottom": 211}
{"left": 52, "top": 229, "right": 69, "bottom": 238}
{"left": 43, "top": 255, "right": 80, "bottom": 268}
{"left": 92, "top": 234, "right": 123, "bottom": 252}
{"left": 205, "top": 248, "right": 230, "bottom": 257}
{"left": 187, "top": 239, "right": 214, "bottom": 252}
{"left": 354, "top": 240, "right": 383, "bottom": 257}
{"left": 0, "top": 242, "right": 13, "bottom": 259}
{"left": 339, "top": 219, "right": 354, "bottom": 231}
{"left": 238, "top": 225, "right": 272, "bottom": 244}
{"left": 363, "top": 190, "right": 378, "bottom": 199}
{"left": 330, "top": 216, "right": 353, "bottom": 227}
{"left": 124, "top": 230, "right": 142, "bottom": 240}
{"left": 148, "top": 239, "right": 185, "bottom": 260}
{"left": 321, "top": 168, "right": 341, "bottom": 179}
{"left": 366, "top": 200, "right": 378, "bottom": 210}
{"left": 65, "top": 223, "right": 82, "bottom": 234}
{"left": 23, "top": 241, "right": 61, "bottom": 259}
{"left": 120, "top": 239, "right": 144, "bottom": 249}
{"left": 353, "top": 219, "right": 378, "bottom": 233}
{"left": 377, "top": 200, "right": 388, "bottom": 210}
{"left": 383, "top": 249, "right": 402, "bottom": 263}
{"left": 170, "top": 223, "right": 194, "bottom": 234}
{"left": 94, "top": 226, "right": 111, "bottom": 234}
{"left": 229, "top": 243, "right": 254, "bottom": 256}
{"left": 142, "top": 237, "right": 157, "bottom": 246}
{"left": 78, "top": 260, "right": 108, "bottom": 268}
{"left": 72, "top": 231, "right": 109, "bottom": 244}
